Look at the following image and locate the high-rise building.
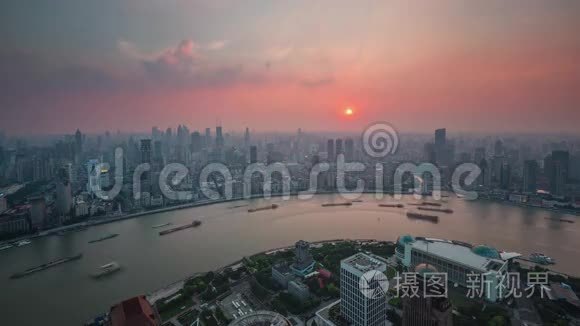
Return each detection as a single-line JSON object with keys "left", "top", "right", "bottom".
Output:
{"left": 546, "top": 150, "right": 569, "bottom": 196}
{"left": 494, "top": 139, "right": 504, "bottom": 157}
{"left": 523, "top": 160, "right": 538, "bottom": 193}
{"left": 434, "top": 128, "right": 446, "bottom": 148}
{"left": 140, "top": 139, "right": 152, "bottom": 164}
{"left": 327, "top": 139, "right": 335, "bottom": 162}
{"left": 345, "top": 138, "right": 354, "bottom": 161}
{"left": 402, "top": 264, "right": 453, "bottom": 326}
{"left": 340, "top": 253, "right": 388, "bottom": 326}
{"left": 250, "top": 146, "right": 258, "bottom": 164}
{"left": 56, "top": 166, "right": 73, "bottom": 217}
{"left": 190, "top": 132, "right": 202, "bottom": 153}
{"left": 216, "top": 126, "right": 224, "bottom": 148}
{"left": 335, "top": 138, "right": 344, "bottom": 158}
{"left": 205, "top": 128, "right": 211, "bottom": 148}
{"left": 29, "top": 195, "right": 47, "bottom": 229}
{"left": 244, "top": 127, "right": 250, "bottom": 147}
{"left": 74, "top": 129, "right": 83, "bottom": 154}
{"left": 500, "top": 162, "right": 511, "bottom": 190}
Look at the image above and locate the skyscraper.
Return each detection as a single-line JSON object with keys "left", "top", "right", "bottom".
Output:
{"left": 500, "top": 162, "right": 511, "bottom": 190}
{"left": 335, "top": 138, "right": 344, "bottom": 158}
{"left": 204, "top": 127, "right": 211, "bottom": 149}
{"left": 250, "top": 146, "right": 258, "bottom": 164}
{"left": 327, "top": 139, "right": 335, "bottom": 162}
{"left": 140, "top": 139, "right": 152, "bottom": 164}
{"left": 74, "top": 129, "right": 83, "bottom": 154}
{"left": 190, "top": 131, "right": 202, "bottom": 153}
{"left": 244, "top": 127, "right": 250, "bottom": 148}
{"left": 402, "top": 264, "right": 453, "bottom": 326}
{"left": 216, "top": 126, "right": 224, "bottom": 148}
{"left": 345, "top": 138, "right": 354, "bottom": 161}
{"left": 523, "top": 160, "right": 538, "bottom": 193}
{"left": 56, "top": 165, "right": 73, "bottom": 217}
{"left": 546, "top": 150, "right": 569, "bottom": 196}
{"left": 340, "top": 253, "right": 388, "bottom": 326}
{"left": 434, "top": 128, "right": 446, "bottom": 148}
{"left": 29, "top": 195, "right": 47, "bottom": 229}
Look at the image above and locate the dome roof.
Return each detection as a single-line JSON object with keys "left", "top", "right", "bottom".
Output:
{"left": 472, "top": 245, "right": 500, "bottom": 259}
{"left": 398, "top": 235, "right": 415, "bottom": 245}
{"left": 414, "top": 263, "right": 438, "bottom": 275}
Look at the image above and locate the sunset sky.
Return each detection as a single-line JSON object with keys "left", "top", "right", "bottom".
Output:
{"left": 1, "top": 0, "right": 579, "bottom": 134}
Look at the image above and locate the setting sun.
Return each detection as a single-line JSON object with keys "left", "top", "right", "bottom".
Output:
{"left": 344, "top": 107, "right": 354, "bottom": 116}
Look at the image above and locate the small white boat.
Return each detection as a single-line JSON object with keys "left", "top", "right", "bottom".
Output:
{"left": 530, "top": 253, "right": 555, "bottom": 265}
{"left": 15, "top": 240, "right": 31, "bottom": 247}
{"left": 152, "top": 223, "right": 172, "bottom": 229}
{"left": 92, "top": 261, "right": 121, "bottom": 278}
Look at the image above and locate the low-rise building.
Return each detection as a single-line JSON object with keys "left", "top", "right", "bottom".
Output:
{"left": 288, "top": 280, "right": 310, "bottom": 302}
{"left": 396, "top": 235, "right": 509, "bottom": 302}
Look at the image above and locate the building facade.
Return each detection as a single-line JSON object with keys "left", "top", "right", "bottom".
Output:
{"left": 340, "top": 253, "right": 388, "bottom": 326}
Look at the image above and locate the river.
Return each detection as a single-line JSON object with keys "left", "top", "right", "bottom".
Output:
{"left": 0, "top": 194, "right": 578, "bottom": 325}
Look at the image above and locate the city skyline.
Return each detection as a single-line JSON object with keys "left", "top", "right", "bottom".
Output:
{"left": 1, "top": 0, "right": 580, "bottom": 134}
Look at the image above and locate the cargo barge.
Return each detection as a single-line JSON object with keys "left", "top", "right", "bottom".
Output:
{"left": 417, "top": 207, "right": 453, "bottom": 214}
{"left": 10, "top": 253, "right": 83, "bottom": 279}
{"left": 321, "top": 202, "right": 353, "bottom": 207}
{"left": 406, "top": 212, "right": 439, "bottom": 223}
{"left": 88, "top": 233, "right": 119, "bottom": 243}
{"left": 159, "top": 220, "right": 202, "bottom": 236}
{"left": 378, "top": 204, "right": 404, "bottom": 208}
{"left": 248, "top": 204, "right": 279, "bottom": 212}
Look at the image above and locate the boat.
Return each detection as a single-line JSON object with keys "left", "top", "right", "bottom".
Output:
{"left": 152, "top": 223, "right": 172, "bottom": 229}
{"left": 0, "top": 244, "right": 14, "bottom": 251}
{"left": 406, "top": 212, "right": 439, "bottom": 223}
{"left": 417, "top": 207, "right": 453, "bottom": 214}
{"left": 57, "top": 225, "right": 88, "bottom": 236}
{"left": 351, "top": 199, "right": 364, "bottom": 203}
{"left": 15, "top": 240, "right": 31, "bottom": 247}
{"left": 321, "top": 202, "right": 353, "bottom": 207}
{"left": 91, "top": 261, "right": 121, "bottom": 278}
{"left": 544, "top": 217, "right": 575, "bottom": 224}
{"left": 248, "top": 204, "right": 279, "bottom": 212}
{"left": 10, "top": 253, "right": 83, "bottom": 279}
{"left": 88, "top": 233, "right": 119, "bottom": 244}
{"left": 229, "top": 204, "right": 249, "bottom": 209}
{"left": 420, "top": 202, "right": 442, "bottom": 207}
{"left": 378, "top": 204, "right": 404, "bottom": 208}
{"left": 529, "top": 253, "right": 555, "bottom": 265}
{"left": 159, "top": 220, "right": 202, "bottom": 236}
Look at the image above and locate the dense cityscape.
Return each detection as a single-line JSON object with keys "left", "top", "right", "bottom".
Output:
{"left": 2, "top": 1, "right": 580, "bottom": 325}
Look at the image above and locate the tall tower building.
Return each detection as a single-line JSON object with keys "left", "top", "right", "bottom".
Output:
{"left": 250, "top": 146, "right": 258, "bottom": 164}
{"left": 523, "top": 160, "right": 538, "bottom": 193}
{"left": 434, "top": 129, "right": 446, "bottom": 148}
{"left": 547, "top": 150, "right": 569, "bottom": 196}
{"left": 74, "top": 129, "right": 83, "bottom": 154}
{"left": 327, "top": 139, "right": 335, "bottom": 163}
{"left": 340, "top": 253, "right": 388, "bottom": 326}
{"left": 345, "top": 138, "right": 354, "bottom": 161}
{"left": 29, "top": 195, "right": 47, "bottom": 229}
{"left": 56, "top": 166, "right": 73, "bottom": 217}
{"left": 402, "top": 264, "right": 453, "bottom": 326}
{"left": 216, "top": 126, "right": 224, "bottom": 148}
{"left": 190, "top": 132, "right": 202, "bottom": 153}
{"left": 244, "top": 127, "right": 250, "bottom": 148}
{"left": 205, "top": 128, "right": 211, "bottom": 148}
{"left": 335, "top": 138, "right": 344, "bottom": 158}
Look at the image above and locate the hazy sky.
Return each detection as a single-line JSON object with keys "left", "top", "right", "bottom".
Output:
{"left": 1, "top": 0, "right": 579, "bottom": 135}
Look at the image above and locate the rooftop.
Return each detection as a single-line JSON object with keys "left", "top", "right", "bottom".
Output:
{"left": 341, "top": 253, "right": 387, "bottom": 273}
{"left": 410, "top": 238, "right": 505, "bottom": 272}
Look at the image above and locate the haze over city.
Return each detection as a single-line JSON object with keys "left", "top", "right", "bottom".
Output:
{"left": 1, "top": 0, "right": 580, "bottom": 134}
